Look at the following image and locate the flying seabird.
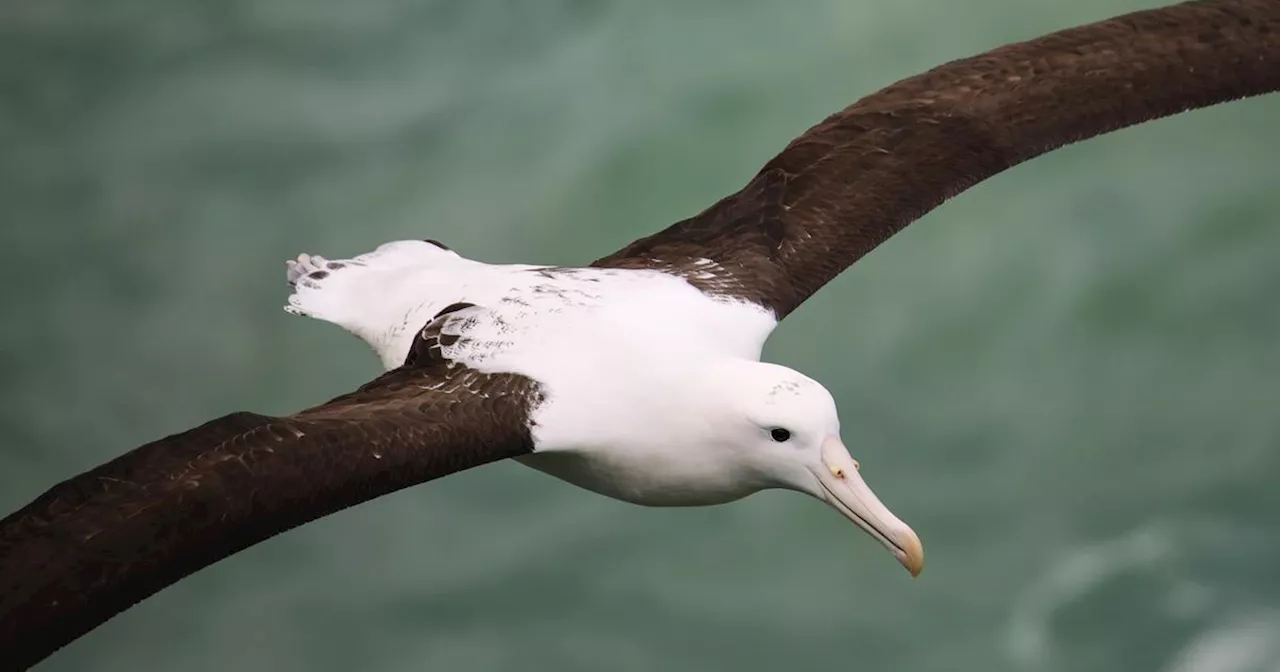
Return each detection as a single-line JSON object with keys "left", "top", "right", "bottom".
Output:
{"left": 2, "top": 0, "right": 1277, "bottom": 667}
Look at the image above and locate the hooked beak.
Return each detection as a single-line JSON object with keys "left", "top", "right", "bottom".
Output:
{"left": 811, "top": 436, "right": 924, "bottom": 577}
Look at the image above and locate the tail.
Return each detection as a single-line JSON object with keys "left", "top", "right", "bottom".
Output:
{"left": 284, "top": 240, "right": 468, "bottom": 368}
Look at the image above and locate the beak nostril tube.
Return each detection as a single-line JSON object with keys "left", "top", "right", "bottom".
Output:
{"left": 817, "top": 435, "right": 924, "bottom": 576}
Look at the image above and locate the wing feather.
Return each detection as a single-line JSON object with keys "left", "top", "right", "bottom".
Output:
{"left": 595, "top": 0, "right": 1280, "bottom": 317}
{"left": 0, "top": 360, "right": 542, "bottom": 669}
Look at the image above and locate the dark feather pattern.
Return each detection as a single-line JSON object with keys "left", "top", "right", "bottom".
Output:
{"left": 0, "top": 360, "right": 543, "bottom": 669}
{"left": 407, "top": 301, "right": 480, "bottom": 367}
{"left": 595, "top": 0, "right": 1280, "bottom": 317}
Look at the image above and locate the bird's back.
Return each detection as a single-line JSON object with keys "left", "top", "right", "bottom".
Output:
{"left": 284, "top": 239, "right": 777, "bottom": 372}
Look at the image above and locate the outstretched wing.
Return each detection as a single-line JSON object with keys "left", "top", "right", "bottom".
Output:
{"left": 594, "top": 0, "right": 1280, "bottom": 318}
{"left": 0, "top": 346, "right": 543, "bottom": 668}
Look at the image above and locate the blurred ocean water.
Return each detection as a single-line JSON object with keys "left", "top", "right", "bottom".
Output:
{"left": 2, "top": 1, "right": 1279, "bottom": 670}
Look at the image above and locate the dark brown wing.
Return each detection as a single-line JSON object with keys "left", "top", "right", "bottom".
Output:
{"left": 594, "top": 0, "right": 1280, "bottom": 318}
{"left": 0, "top": 353, "right": 542, "bottom": 669}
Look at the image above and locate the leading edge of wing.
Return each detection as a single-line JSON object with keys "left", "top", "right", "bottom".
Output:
{"left": 595, "top": 0, "right": 1280, "bottom": 317}
{"left": 0, "top": 362, "right": 542, "bottom": 669}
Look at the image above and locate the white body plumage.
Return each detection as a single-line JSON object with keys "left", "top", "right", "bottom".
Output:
{"left": 286, "top": 240, "right": 777, "bottom": 504}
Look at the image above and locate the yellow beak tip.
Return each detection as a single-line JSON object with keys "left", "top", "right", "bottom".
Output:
{"left": 899, "top": 537, "right": 925, "bottom": 578}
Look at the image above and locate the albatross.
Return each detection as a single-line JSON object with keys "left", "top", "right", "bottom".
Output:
{"left": 2, "top": 0, "right": 1277, "bottom": 667}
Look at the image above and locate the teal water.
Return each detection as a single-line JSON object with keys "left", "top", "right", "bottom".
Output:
{"left": 3, "top": 1, "right": 1280, "bottom": 670}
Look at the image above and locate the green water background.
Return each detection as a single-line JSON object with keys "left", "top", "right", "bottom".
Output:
{"left": 3, "top": 1, "right": 1279, "bottom": 670}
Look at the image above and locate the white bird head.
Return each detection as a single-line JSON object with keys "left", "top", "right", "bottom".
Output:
{"left": 724, "top": 362, "right": 925, "bottom": 577}
{"left": 521, "top": 354, "right": 924, "bottom": 577}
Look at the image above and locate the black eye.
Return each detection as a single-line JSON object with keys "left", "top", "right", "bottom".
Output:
{"left": 770, "top": 428, "right": 791, "bottom": 442}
